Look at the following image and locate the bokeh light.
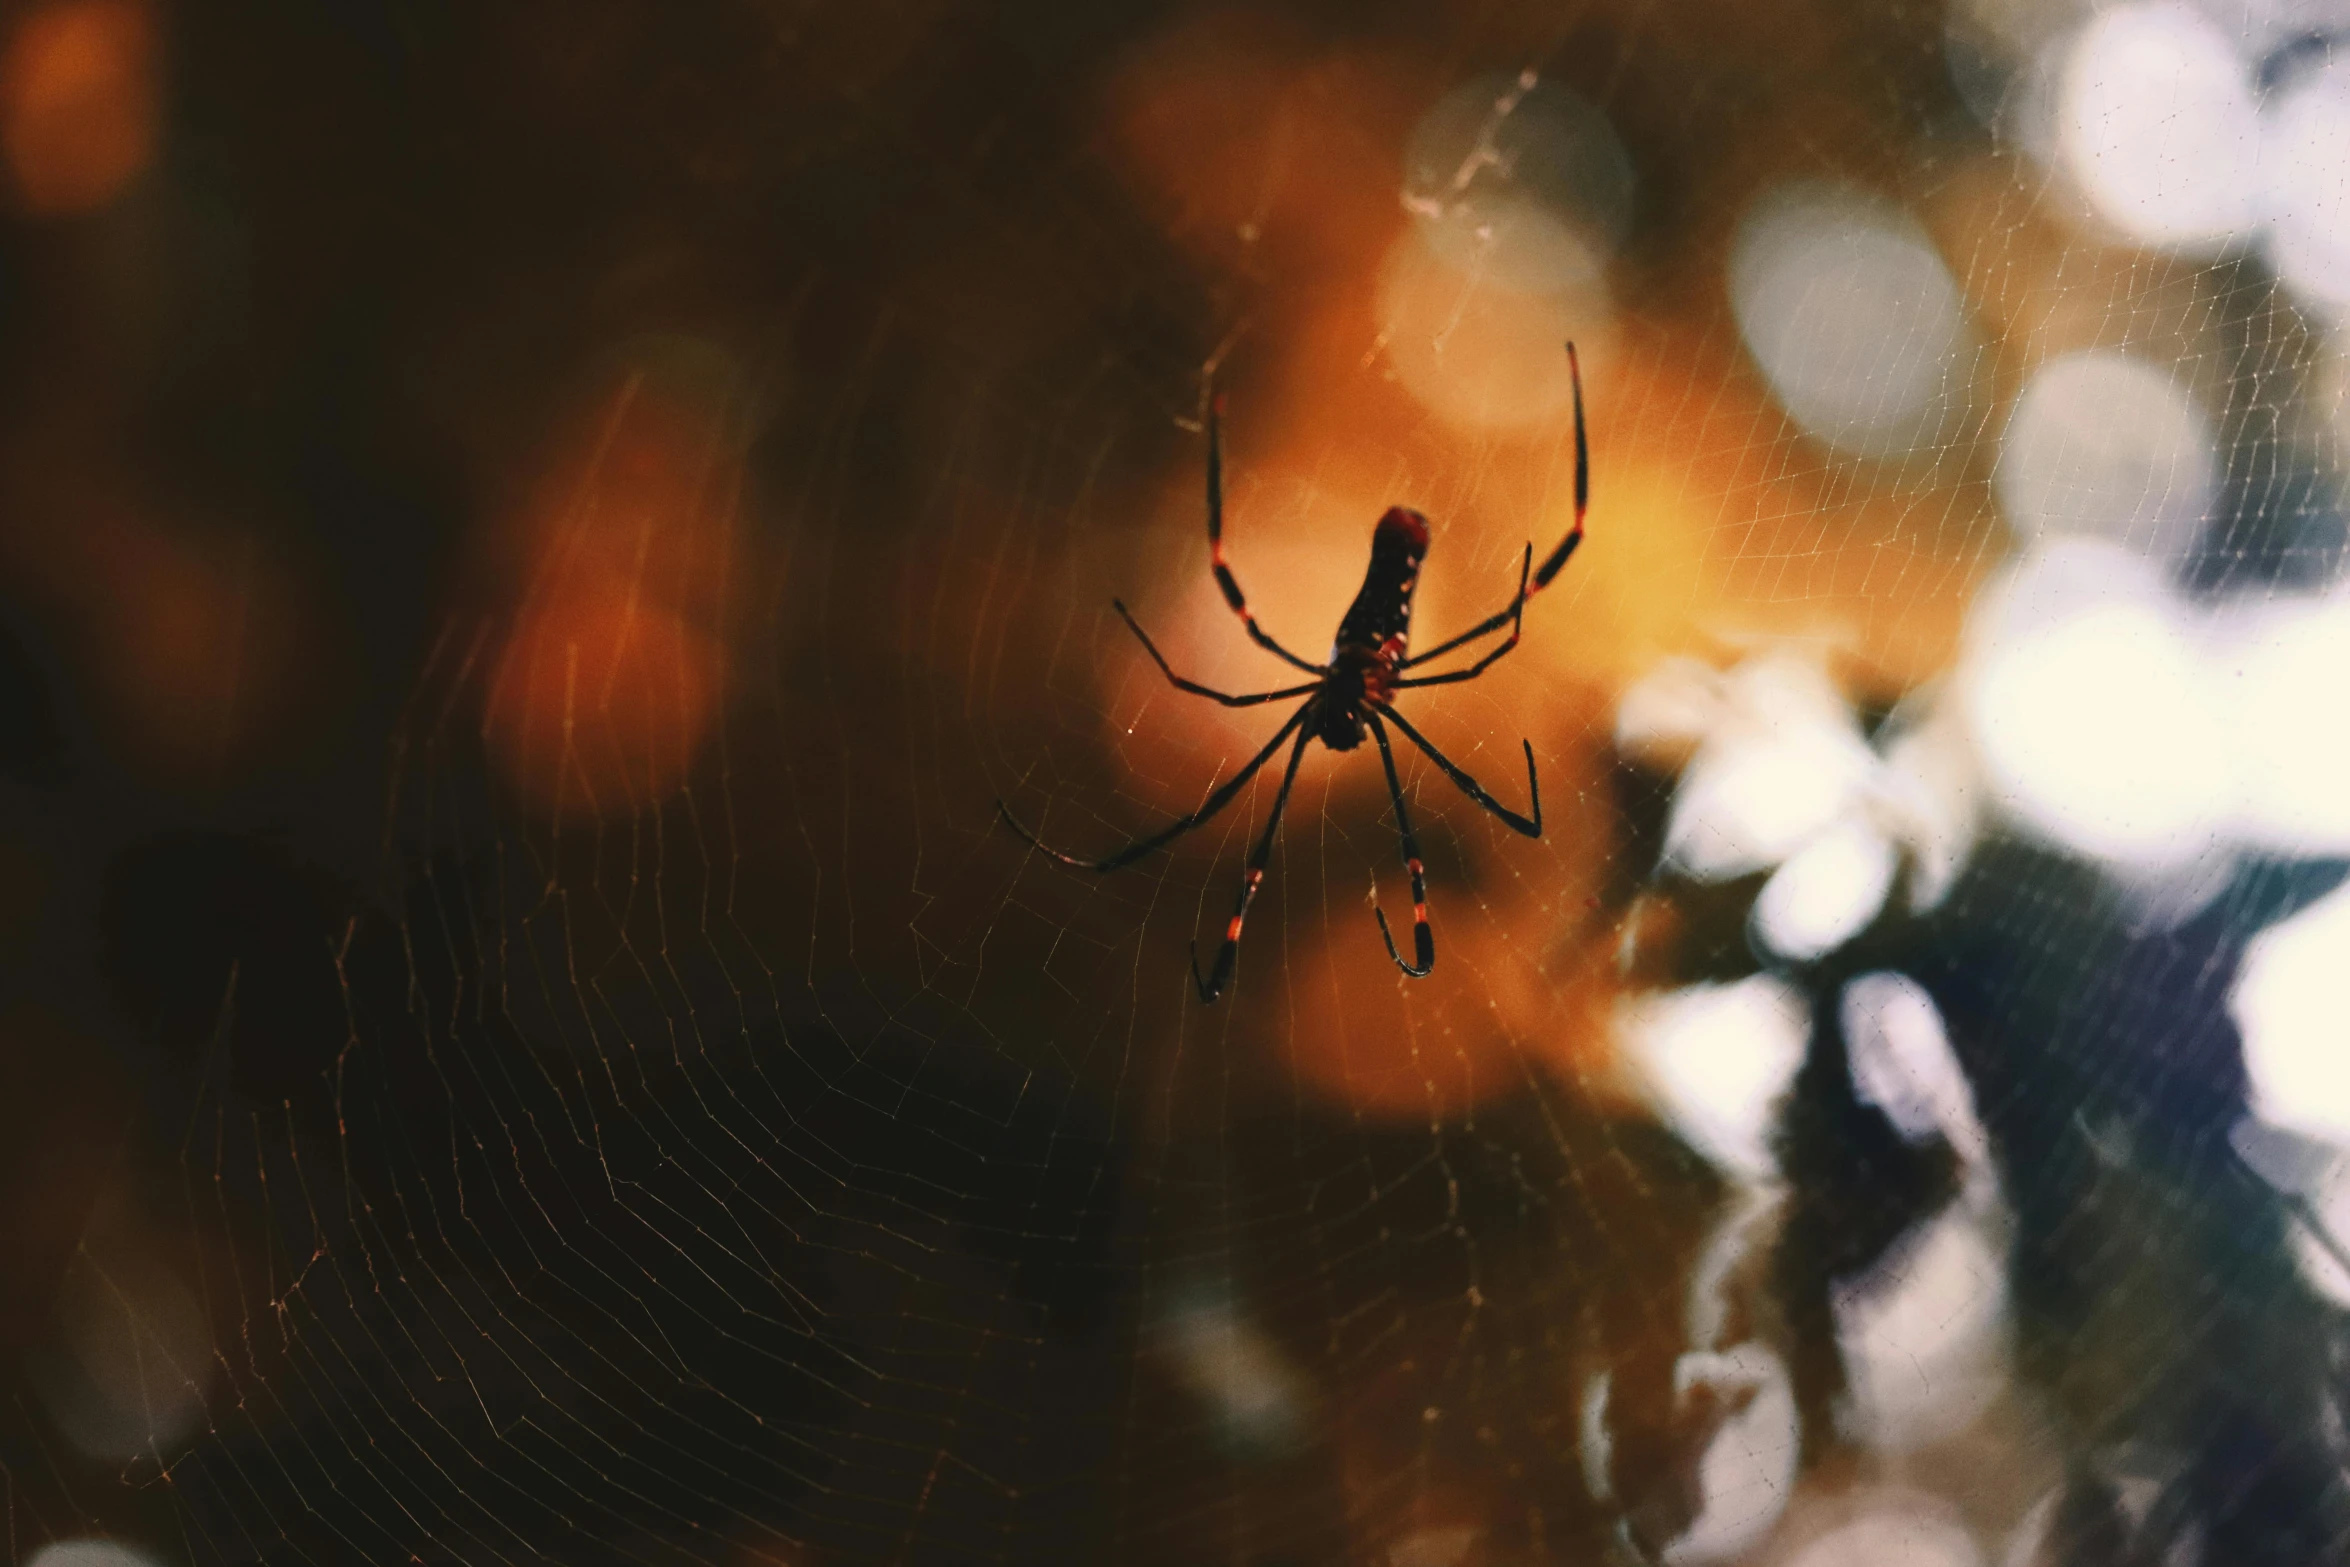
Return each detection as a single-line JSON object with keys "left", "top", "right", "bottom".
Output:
{"left": 1963, "top": 539, "right": 2231, "bottom": 874}
{"left": 483, "top": 340, "right": 745, "bottom": 817}
{"left": 1730, "top": 185, "right": 1976, "bottom": 461}
{"left": 2235, "top": 877, "right": 2350, "bottom": 1147}
{"left": 0, "top": 0, "right": 155, "bottom": 215}
{"left": 26, "top": 1543, "right": 164, "bottom": 1567}
{"left": 1831, "top": 1205, "right": 2011, "bottom": 1452}
{"left": 2057, "top": 2, "right": 2262, "bottom": 252}
{"left": 1617, "top": 976, "right": 1808, "bottom": 1182}
{"left": 28, "top": 1236, "right": 211, "bottom": 1463}
{"left": 1843, "top": 973, "right": 1988, "bottom": 1168}
{"left": 1781, "top": 1499, "right": 1984, "bottom": 1567}
{"left": 1661, "top": 1344, "right": 1798, "bottom": 1565}
{"left": 1383, "top": 70, "right": 1628, "bottom": 434}
{"left": 1654, "top": 654, "right": 1876, "bottom": 881}
{"left": 1751, "top": 822, "right": 1898, "bottom": 963}
{"left": 2263, "top": 53, "right": 2350, "bottom": 320}
{"left": 1156, "top": 1290, "right": 1308, "bottom": 1459}
{"left": 1375, "top": 232, "right": 1610, "bottom": 434}
{"left": 1401, "top": 71, "right": 1635, "bottom": 295}
{"left": 2213, "top": 594, "right": 2350, "bottom": 851}
{"left": 1994, "top": 350, "right": 2217, "bottom": 562}
{"left": 1942, "top": 0, "right": 2084, "bottom": 149}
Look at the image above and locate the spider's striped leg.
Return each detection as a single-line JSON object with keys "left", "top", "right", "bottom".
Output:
{"left": 1395, "top": 545, "right": 1530, "bottom": 690}
{"left": 1367, "top": 713, "right": 1434, "bottom": 978}
{"left": 998, "top": 703, "right": 1312, "bottom": 873}
{"left": 1204, "top": 390, "right": 1325, "bottom": 677}
{"left": 1190, "top": 719, "right": 1314, "bottom": 1003}
{"left": 1113, "top": 599, "right": 1320, "bottom": 706}
{"left": 1400, "top": 342, "right": 1588, "bottom": 671}
{"left": 1371, "top": 701, "right": 1542, "bottom": 838}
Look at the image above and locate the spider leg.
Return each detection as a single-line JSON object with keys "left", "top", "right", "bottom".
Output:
{"left": 998, "top": 702, "right": 1313, "bottom": 874}
{"left": 1190, "top": 719, "right": 1315, "bottom": 1002}
{"left": 1371, "top": 700, "right": 1541, "bottom": 838}
{"left": 1394, "top": 545, "right": 1530, "bottom": 689}
{"left": 1399, "top": 342, "right": 1588, "bottom": 671}
{"left": 1114, "top": 599, "right": 1321, "bottom": 707}
{"left": 1204, "top": 390, "right": 1326, "bottom": 677}
{"left": 1367, "top": 712, "right": 1433, "bottom": 978}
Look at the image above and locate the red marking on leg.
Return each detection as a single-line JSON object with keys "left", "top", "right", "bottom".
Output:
{"left": 1225, "top": 915, "right": 1244, "bottom": 940}
{"left": 1412, "top": 902, "right": 1427, "bottom": 921}
{"left": 1246, "top": 869, "right": 1263, "bottom": 886}
{"left": 1406, "top": 858, "right": 1424, "bottom": 877}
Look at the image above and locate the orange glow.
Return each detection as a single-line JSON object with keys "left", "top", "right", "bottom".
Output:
{"left": 1374, "top": 235, "right": 1616, "bottom": 435}
{"left": 486, "top": 576, "right": 719, "bottom": 816}
{"left": 1104, "top": 14, "right": 1409, "bottom": 275}
{"left": 1261, "top": 693, "right": 1633, "bottom": 1120}
{"left": 1274, "top": 773, "right": 1634, "bottom": 1119}
{"left": 1, "top": 0, "right": 156, "bottom": 215}
{"left": 2, "top": 506, "right": 310, "bottom": 778}
{"left": 101, "top": 530, "right": 266, "bottom": 770}
{"left": 483, "top": 342, "right": 744, "bottom": 817}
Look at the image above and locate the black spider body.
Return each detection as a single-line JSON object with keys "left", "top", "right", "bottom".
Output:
{"left": 1000, "top": 345, "right": 1591, "bottom": 1002}
{"left": 1315, "top": 506, "right": 1428, "bottom": 751}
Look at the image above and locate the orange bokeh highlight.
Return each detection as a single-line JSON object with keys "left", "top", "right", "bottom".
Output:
{"left": 99, "top": 526, "right": 283, "bottom": 772}
{"left": 485, "top": 577, "right": 719, "bottom": 816}
{"left": 1104, "top": 13, "right": 1411, "bottom": 275}
{"left": 1, "top": 0, "right": 156, "bottom": 215}
{"left": 1271, "top": 725, "right": 1632, "bottom": 1120}
{"left": 484, "top": 342, "right": 744, "bottom": 817}
{"left": 1374, "top": 234, "right": 1616, "bottom": 436}
{"left": 0, "top": 497, "right": 310, "bottom": 778}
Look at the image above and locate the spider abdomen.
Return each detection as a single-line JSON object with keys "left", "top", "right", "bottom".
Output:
{"left": 1334, "top": 507, "right": 1429, "bottom": 654}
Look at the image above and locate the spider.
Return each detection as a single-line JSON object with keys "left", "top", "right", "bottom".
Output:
{"left": 1000, "top": 344, "right": 1590, "bottom": 1002}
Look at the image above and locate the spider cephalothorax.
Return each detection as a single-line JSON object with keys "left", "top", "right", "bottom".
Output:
{"left": 1001, "top": 346, "right": 1591, "bottom": 1002}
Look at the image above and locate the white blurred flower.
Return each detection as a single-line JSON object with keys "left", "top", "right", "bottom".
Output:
{"left": 1619, "top": 651, "right": 1978, "bottom": 963}
{"left": 1752, "top": 825, "right": 1901, "bottom": 967}
{"left": 2209, "top": 589, "right": 2350, "bottom": 854}
{"left": 1787, "top": 1498, "right": 1986, "bottom": 1567}
{"left": 1962, "top": 537, "right": 2350, "bottom": 888}
{"left": 1832, "top": 1203, "right": 2013, "bottom": 1453}
{"left": 1965, "top": 543, "right": 2231, "bottom": 872}
{"left": 1660, "top": 1344, "right": 1799, "bottom": 1565}
{"left": 2234, "top": 878, "right": 2350, "bottom": 1148}
{"left": 1617, "top": 975, "right": 1810, "bottom": 1181}
{"left": 1843, "top": 972, "right": 1993, "bottom": 1174}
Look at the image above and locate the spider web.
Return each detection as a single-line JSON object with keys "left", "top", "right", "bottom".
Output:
{"left": 13, "top": 1, "right": 2350, "bottom": 1565}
